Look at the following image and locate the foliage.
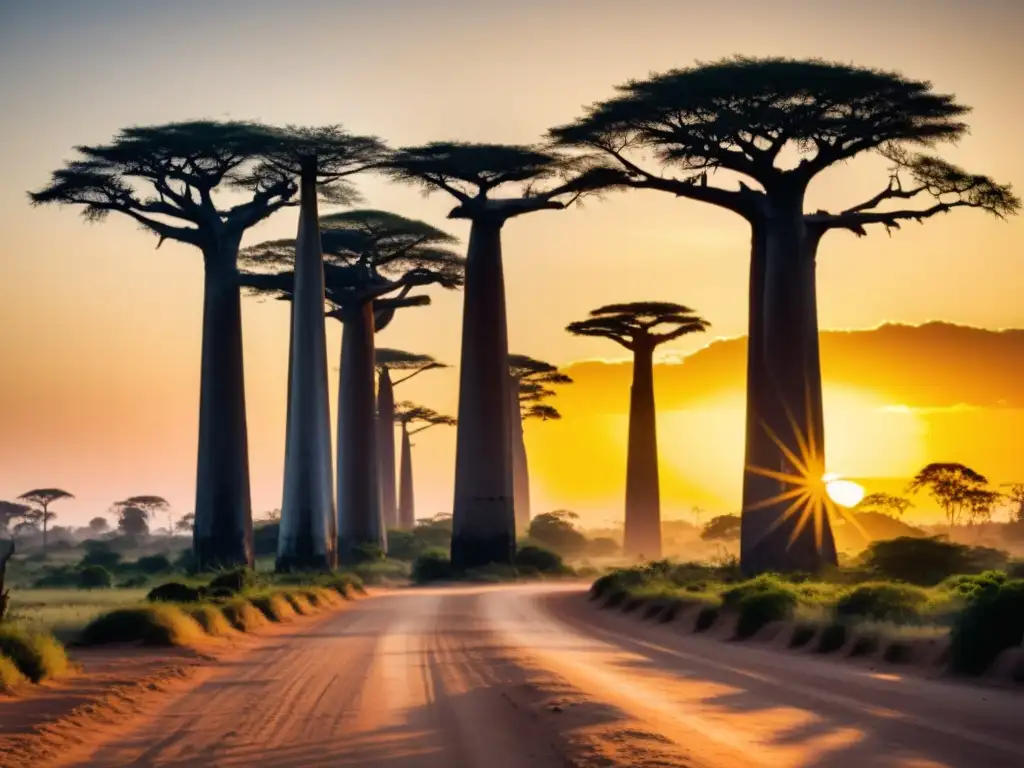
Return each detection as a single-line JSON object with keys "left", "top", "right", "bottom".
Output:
{"left": 566, "top": 303, "right": 708, "bottom": 351}
{"left": 174, "top": 513, "right": 195, "bottom": 533}
{"left": 79, "top": 605, "right": 206, "bottom": 647}
{"left": 412, "top": 550, "right": 453, "bottom": 583}
{"left": 0, "top": 625, "right": 68, "bottom": 682}
{"left": 0, "top": 501, "right": 32, "bottom": 533}
{"left": 514, "top": 544, "right": 568, "bottom": 574}
{"left": 862, "top": 536, "right": 1008, "bottom": 585}
{"left": 115, "top": 507, "right": 151, "bottom": 537}
{"left": 77, "top": 565, "right": 113, "bottom": 589}
{"left": 835, "top": 583, "right": 929, "bottom": 623}
{"left": 385, "top": 518, "right": 454, "bottom": 562}
{"left": 951, "top": 579, "right": 1024, "bottom": 675}
{"left": 527, "top": 510, "right": 587, "bottom": 556}
{"left": 906, "top": 463, "right": 994, "bottom": 527}
{"left": 735, "top": 588, "right": 798, "bottom": 639}
{"left": 941, "top": 571, "right": 1007, "bottom": 600}
{"left": 147, "top": 582, "right": 205, "bottom": 603}
{"left": 394, "top": 402, "right": 457, "bottom": 434}
{"left": 701, "top": 515, "right": 741, "bottom": 542}
{"left": 87, "top": 517, "right": 109, "bottom": 534}
{"left": 135, "top": 554, "right": 173, "bottom": 574}
{"left": 855, "top": 493, "right": 913, "bottom": 518}
{"left": 208, "top": 567, "right": 261, "bottom": 594}
{"left": 80, "top": 545, "right": 122, "bottom": 570}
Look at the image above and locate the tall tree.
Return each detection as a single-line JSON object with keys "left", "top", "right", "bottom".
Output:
{"left": 566, "top": 303, "right": 707, "bottom": 558}
{"left": 386, "top": 143, "right": 586, "bottom": 569}
{"left": 507, "top": 354, "right": 572, "bottom": 535}
{"left": 375, "top": 349, "right": 448, "bottom": 530}
{"left": 17, "top": 488, "right": 73, "bottom": 550}
{"left": 241, "top": 210, "right": 463, "bottom": 564}
{"left": 256, "top": 128, "right": 387, "bottom": 571}
{"left": 394, "top": 402, "right": 457, "bottom": 529}
{"left": 29, "top": 121, "right": 301, "bottom": 569}
{"left": 907, "top": 463, "right": 992, "bottom": 527}
{"left": 550, "top": 57, "right": 1019, "bottom": 574}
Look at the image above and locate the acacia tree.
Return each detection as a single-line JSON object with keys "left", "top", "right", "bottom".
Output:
{"left": 111, "top": 495, "right": 169, "bottom": 537}
{"left": 386, "top": 143, "right": 588, "bottom": 569}
{"left": 1002, "top": 484, "right": 1024, "bottom": 523}
{"left": 242, "top": 210, "right": 463, "bottom": 564}
{"left": 566, "top": 303, "right": 708, "bottom": 558}
{"left": 375, "top": 349, "right": 447, "bottom": 530}
{"left": 907, "top": 463, "right": 992, "bottom": 527}
{"left": 507, "top": 354, "right": 572, "bottom": 535}
{"left": 550, "top": 57, "right": 1019, "bottom": 574}
{"left": 394, "top": 402, "right": 457, "bottom": 529}
{"left": 0, "top": 502, "right": 31, "bottom": 535}
{"left": 854, "top": 492, "right": 914, "bottom": 518}
{"left": 17, "top": 488, "right": 73, "bottom": 550}
{"left": 29, "top": 121, "right": 311, "bottom": 569}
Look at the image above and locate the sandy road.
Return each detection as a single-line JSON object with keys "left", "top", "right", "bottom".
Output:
{"left": 70, "top": 583, "right": 1024, "bottom": 767}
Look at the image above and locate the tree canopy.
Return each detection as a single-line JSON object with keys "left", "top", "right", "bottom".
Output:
{"left": 508, "top": 354, "right": 572, "bottom": 418}
{"left": 0, "top": 502, "right": 32, "bottom": 533}
{"left": 907, "top": 463, "right": 992, "bottom": 527}
{"left": 18, "top": 488, "right": 74, "bottom": 510}
{"left": 376, "top": 348, "right": 447, "bottom": 379}
{"left": 855, "top": 492, "right": 914, "bottom": 518}
{"left": 394, "top": 401, "right": 456, "bottom": 435}
{"left": 565, "top": 302, "right": 709, "bottom": 350}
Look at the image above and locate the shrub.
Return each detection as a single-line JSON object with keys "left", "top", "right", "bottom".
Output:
{"left": 384, "top": 529, "right": 419, "bottom": 562}
{"left": 951, "top": 579, "right": 1024, "bottom": 675}
{"left": 135, "top": 554, "right": 173, "bottom": 574}
{"left": 187, "top": 605, "right": 234, "bottom": 637}
{"left": 219, "top": 599, "right": 267, "bottom": 632}
{"left": 816, "top": 623, "right": 847, "bottom": 653}
{"left": 147, "top": 582, "right": 204, "bottom": 603}
{"left": 77, "top": 565, "right": 113, "bottom": 589}
{"left": 694, "top": 606, "right": 718, "bottom": 632}
{"left": 721, "top": 574, "right": 789, "bottom": 608}
{"left": 80, "top": 543, "right": 122, "bottom": 570}
{"left": 412, "top": 550, "right": 453, "bottom": 584}
{"left": 32, "top": 566, "right": 78, "bottom": 588}
{"left": 735, "top": 588, "right": 798, "bottom": 639}
{"left": 208, "top": 568, "right": 259, "bottom": 594}
{"left": 249, "top": 593, "right": 297, "bottom": 622}
{"left": 0, "top": 655, "right": 26, "bottom": 691}
{"left": 515, "top": 544, "right": 567, "bottom": 574}
{"left": 941, "top": 571, "right": 1007, "bottom": 600}
{"left": 283, "top": 592, "right": 315, "bottom": 615}
{"left": 863, "top": 536, "right": 1009, "bottom": 586}
{"left": 0, "top": 626, "right": 68, "bottom": 682}
{"left": 349, "top": 543, "right": 385, "bottom": 564}
{"left": 835, "top": 583, "right": 929, "bottom": 624}
{"left": 79, "top": 605, "right": 205, "bottom": 647}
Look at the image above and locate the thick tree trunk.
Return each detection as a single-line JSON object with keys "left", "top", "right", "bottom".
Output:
{"left": 376, "top": 367, "right": 398, "bottom": 530}
{"left": 624, "top": 343, "right": 661, "bottom": 559}
{"left": 337, "top": 303, "right": 386, "bottom": 563}
{"left": 193, "top": 232, "right": 254, "bottom": 570}
{"left": 277, "top": 166, "right": 336, "bottom": 572}
{"left": 745, "top": 192, "right": 837, "bottom": 574}
{"left": 398, "top": 423, "right": 415, "bottom": 529}
{"left": 451, "top": 217, "right": 515, "bottom": 569}
{"left": 509, "top": 374, "right": 531, "bottom": 537}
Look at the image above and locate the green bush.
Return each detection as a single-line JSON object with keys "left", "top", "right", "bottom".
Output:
{"left": 77, "top": 565, "right": 113, "bottom": 589}
{"left": 32, "top": 566, "right": 79, "bottom": 588}
{"left": 80, "top": 544, "right": 122, "bottom": 570}
{"left": 79, "top": 606, "right": 205, "bottom": 646}
{"left": 721, "top": 574, "right": 789, "bottom": 608}
{"left": 219, "top": 599, "right": 268, "bottom": 632}
{"left": 135, "top": 554, "right": 173, "bottom": 574}
{"left": 412, "top": 550, "right": 453, "bottom": 583}
{"left": 951, "top": 579, "right": 1024, "bottom": 675}
{"left": 515, "top": 544, "right": 567, "bottom": 574}
{"left": 0, "top": 655, "right": 26, "bottom": 691}
{"left": 187, "top": 605, "right": 234, "bottom": 637}
{"left": 208, "top": 567, "right": 260, "bottom": 594}
{"left": 863, "top": 536, "right": 1009, "bottom": 586}
{"left": 147, "top": 582, "right": 204, "bottom": 603}
{"left": 941, "top": 571, "right": 1007, "bottom": 600}
{"left": 0, "top": 626, "right": 68, "bottom": 682}
{"left": 735, "top": 588, "right": 798, "bottom": 639}
{"left": 835, "top": 582, "right": 929, "bottom": 623}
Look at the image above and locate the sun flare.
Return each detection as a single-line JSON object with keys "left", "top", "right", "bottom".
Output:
{"left": 824, "top": 475, "right": 865, "bottom": 508}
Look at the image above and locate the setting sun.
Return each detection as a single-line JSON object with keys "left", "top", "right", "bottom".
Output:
{"left": 823, "top": 474, "right": 866, "bottom": 508}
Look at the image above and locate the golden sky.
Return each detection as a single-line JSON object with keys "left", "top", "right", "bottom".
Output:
{"left": 0, "top": 1, "right": 1022, "bottom": 527}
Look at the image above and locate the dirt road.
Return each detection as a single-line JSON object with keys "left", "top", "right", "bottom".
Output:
{"left": 70, "top": 583, "right": 1024, "bottom": 767}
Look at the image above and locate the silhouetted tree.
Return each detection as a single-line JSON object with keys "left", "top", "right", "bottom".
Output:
{"left": 257, "top": 127, "right": 387, "bottom": 571}
{"left": 701, "top": 515, "right": 741, "bottom": 543}
{"left": 87, "top": 517, "right": 109, "bottom": 534}
{"left": 566, "top": 303, "right": 707, "bottom": 558}
{"left": 394, "top": 402, "right": 457, "bottom": 530}
{"left": 175, "top": 512, "right": 196, "bottom": 533}
{"left": 507, "top": 354, "right": 572, "bottom": 535}
{"left": 111, "top": 495, "right": 168, "bottom": 537}
{"left": 375, "top": 349, "right": 448, "bottom": 530}
{"left": 855, "top": 493, "right": 914, "bottom": 518}
{"left": 242, "top": 210, "right": 463, "bottom": 564}
{"left": 907, "top": 463, "right": 991, "bottom": 527}
{"left": 386, "top": 143, "right": 589, "bottom": 569}
{"left": 17, "top": 488, "right": 73, "bottom": 550}
{"left": 1001, "top": 484, "right": 1024, "bottom": 523}
{"left": 0, "top": 502, "right": 31, "bottom": 534}
{"left": 550, "top": 57, "right": 1019, "bottom": 574}
{"left": 527, "top": 510, "right": 587, "bottom": 556}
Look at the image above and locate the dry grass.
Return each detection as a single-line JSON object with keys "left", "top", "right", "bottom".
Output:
{"left": 0, "top": 625, "right": 70, "bottom": 682}
{"left": 249, "top": 593, "right": 298, "bottom": 623}
{"left": 283, "top": 592, "right": 316, "bottom": 615}
{"left": 219, "top": 599, "right": 269, "bottom": 633}
{"left": 6, "top": 588, "right": 150, "bottom": 643}
{"left": 0, "top": 654, "right": 28, "bottom": 692}
{"left": 187, "top": 605, "right": 236, "bottom": 638}
{"left": 78, "top": 605, "right": 206, "bottom": 647}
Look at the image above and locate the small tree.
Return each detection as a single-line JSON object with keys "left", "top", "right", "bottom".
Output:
{"left": 507, "top": 354, "right": 572, "bottom": 535}
{"left": 527, "top": 510, "right": 587, "bottom": 557}
{"left": 111, "top": 496, "right": 168, "bottom": 538}
{"left": 386, "top": 142, "right": 590, "bottom": 569}
{"left": 0, "top": 502, "right": 31, "bottom": 534}
{"left": 87, "top": 517, "right": 109, "bottom": 535}
{"left": 855, "top": 493, "right": 914, "bottom": 519}
{"left": 175, "top": 512, "right": 195, "bottom": 533}
{"left": 907, "top": 463, "right": 991, "bottom": 527}
{"left": 376, "top": 349, "right": 448, "bottom": 530}
{"left": 702, "top": 515, "right": 742, "bottom": 543}
{"left": 567, "top": 302, "right": 708, "bottom": 558}
{"left": 394, "top": 402, "right": 456, "bottom": 530}
{"left": 17, "top": 489, "right": 73, "bottom": 551}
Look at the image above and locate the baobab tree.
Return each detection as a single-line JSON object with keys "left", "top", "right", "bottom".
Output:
{"left": 566, "top": 303, "right": 707, "bottom": 559}
{"left": 507, "top": 354, "right": 572, "bottom": 535}
{"left": 375, "top": 349, "right": 447, "bottom": 530}
{"left": 28, "top": 121, "right": 382, "bottom": 569}
{"left": 550, "top": 57, "right": 1019, "bottom": 573}
{"left": 241, "top": 210, "right": 463, "bottom": 564}
{"left": 394, "top": 402, "right": 457, "bottom": 529}
{"left": 17, "top": 488, "right": 73, "bottom": 551}
{"left": 386, "top": 143, "right": 588, "bottom": 568}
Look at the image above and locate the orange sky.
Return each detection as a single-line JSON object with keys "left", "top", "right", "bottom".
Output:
{"left": 0, "top": 1, "right": 1022, "bottom": 527}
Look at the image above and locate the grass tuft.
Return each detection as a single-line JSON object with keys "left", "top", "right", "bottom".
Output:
{"left": 78, "top": 605, "right": 206, "bottom": 647}
{"left": 0, "top": 625, "right": 69, "bottom": 682}
{"left": 249, "top": 593, "right": 297, "bottom": 623}
{"left": 0, "top": 654, "right": 27, "bottom": 692}
{"left": 219, "top": 599, "right": 268, "bottom": 633}
{"left": 283, "top": 592, "right": 316, "bottom": 615}
{"left": 187, "top": 605, "right": 235, "bottom": 637}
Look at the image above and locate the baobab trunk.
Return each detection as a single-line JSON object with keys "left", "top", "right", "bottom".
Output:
{"left": 277, "top": 164, "right": 337, "bottom": 572}
{"left": 193, "top": 232, "right": 254, "bottom": 570}
{"left": 624, "top": 343, "right": 661, "bottom": 559}
{"left": 509, "top": 374, "right": 531, "bottom": 537}
{"left": 376, "top": 367, "right": 398, "bottom": 530}
{"left": 451, "top": 217, "right": 515, "bottom": 570}
{"left": 749, "top": 194, "right": 837, "bottom": 573}
{"left": 337, "top": 303, "right": 386, "bottom": 563}
{"left": 398, "top": 423, "right": 415, "bottom": 529}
